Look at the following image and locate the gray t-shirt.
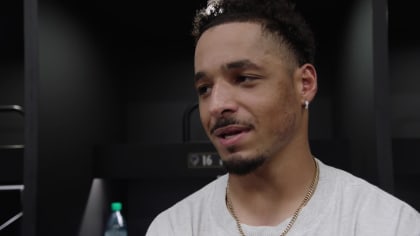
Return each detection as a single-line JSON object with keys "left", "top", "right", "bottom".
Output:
{"left": 146, "top": 159, "right": 420, "bottom": 235}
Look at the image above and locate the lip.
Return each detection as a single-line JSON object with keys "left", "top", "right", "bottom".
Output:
{"left": 213, "top": 125, "right": 251, "bottom": 147}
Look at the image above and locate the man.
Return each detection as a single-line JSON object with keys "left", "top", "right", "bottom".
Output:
{"left": 146, "top": 0, "right": 420, "bottom": 235}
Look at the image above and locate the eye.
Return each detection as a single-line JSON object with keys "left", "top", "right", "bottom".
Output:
{"left": 197, "top": 85, "right": 212, "bottom": 96}
{"left": 236, "top": 75, "right": 257, "bottom": 84}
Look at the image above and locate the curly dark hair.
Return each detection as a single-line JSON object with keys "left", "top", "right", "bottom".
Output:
{"left": 191, "top": 0, "right": 315, "bottom": 65}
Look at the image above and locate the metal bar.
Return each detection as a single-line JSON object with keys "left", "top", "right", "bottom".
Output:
{"left": 0, "top": 144, "right": 24, "bottom": 149}
{"left": 0, "top": 185, "right": 24, "bottom": 191}
{"left": 0, "top": 212, "right": 23, "bottom": 231}
{"left": 0, "top": 105, "right": 25, "bottom": 116}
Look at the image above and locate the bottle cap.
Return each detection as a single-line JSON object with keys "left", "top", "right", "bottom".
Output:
{"left": 111, "top": 202, "right": 122, "bottom": 211}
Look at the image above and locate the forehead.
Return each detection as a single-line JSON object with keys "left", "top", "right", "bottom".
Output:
{"left": 194, "top": 22, "right": 281, "bottom": 71}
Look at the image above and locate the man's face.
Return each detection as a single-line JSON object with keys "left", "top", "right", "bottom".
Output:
{"left": 194, "top": 22, "right": 303, "bottom": 175}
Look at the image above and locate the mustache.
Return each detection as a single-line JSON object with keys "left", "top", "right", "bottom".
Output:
{"left": 210, "top": 118, "right": 253, "bottom": 134}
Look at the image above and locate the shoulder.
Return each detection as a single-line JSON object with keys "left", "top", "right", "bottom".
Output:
{"left": 146, "top": 175, "right": 228, "bottom": 235}
{"left": 321, "top": 160, "right": 413, "bottom": 209}
{"left": 323, "top": 162, "right": 407, "bottom": 206}
{"left": 319, "top": 160, "right": 420, "bottom": 234}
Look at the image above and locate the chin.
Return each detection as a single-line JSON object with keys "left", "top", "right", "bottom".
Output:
{"left": 222, "top": 154, "right": 266, "bottom": 176}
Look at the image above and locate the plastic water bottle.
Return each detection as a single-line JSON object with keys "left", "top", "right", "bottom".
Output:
{"left": 104, "top": 202, "right": 127, "bottom": 236}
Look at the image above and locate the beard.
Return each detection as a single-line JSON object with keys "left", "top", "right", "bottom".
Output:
{"left": 210, "top": 118, "right": 264, "bottom": 175}
{"left": 222, "top": 154, "right": 266, "bottom": 175}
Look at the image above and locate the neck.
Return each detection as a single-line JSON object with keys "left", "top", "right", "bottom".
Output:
{"left": 227, "top": 153, "right": 317, "bottom": 226}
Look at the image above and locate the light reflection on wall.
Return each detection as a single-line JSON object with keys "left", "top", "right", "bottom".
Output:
{"left": 78, "top": 178, "right": 108, "bottom": 236}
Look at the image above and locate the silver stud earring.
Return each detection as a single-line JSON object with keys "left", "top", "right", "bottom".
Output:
{"left": 304, "top": 100, "right": 309, "bottom": 110}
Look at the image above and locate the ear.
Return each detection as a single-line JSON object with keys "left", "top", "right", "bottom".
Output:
{"left": 296, "top": 63, "right": 317, "bottom": 105}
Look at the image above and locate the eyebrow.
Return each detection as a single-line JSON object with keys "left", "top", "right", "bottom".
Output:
{"left": 194, "top": 71, "right": 206, "bottom": 82}
{"left": 194, "top": 59, "right": 260, "bottom": 82}
{"left": 224, "top": 59, "right": 260, "bottom": 71}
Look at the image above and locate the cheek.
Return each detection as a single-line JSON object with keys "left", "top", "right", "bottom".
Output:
{"left": 252, "top": 92, "right": 293, "bottom": 117}
{"left": 254, "top": 88, "right": 299, "bottom": 132}
{"left": 270, "top": 111, "right": 296, "bottom": 134}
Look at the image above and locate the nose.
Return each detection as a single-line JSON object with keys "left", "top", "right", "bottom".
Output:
{"left": 208, "top": 81, "right": 238, "bottom": 118}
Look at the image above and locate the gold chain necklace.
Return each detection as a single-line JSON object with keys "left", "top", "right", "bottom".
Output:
{"left": 226, "top": 160, "right": 319, "bottom": 236}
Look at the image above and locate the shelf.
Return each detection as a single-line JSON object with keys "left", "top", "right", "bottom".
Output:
{"left": 93, "top": 142, "right": 227, "bottom": 180}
